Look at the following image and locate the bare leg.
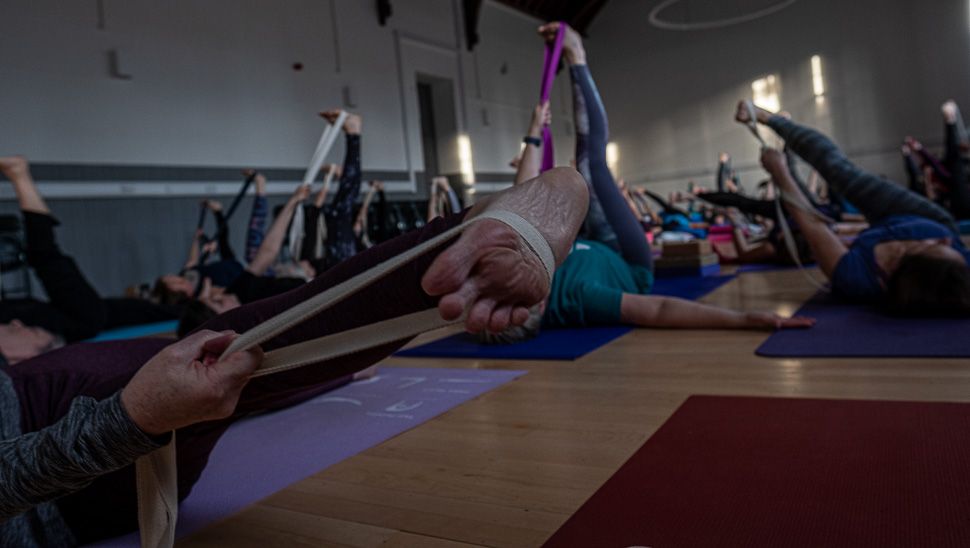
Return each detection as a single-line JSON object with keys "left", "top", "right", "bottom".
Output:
{"left": 0, "top": 156, "right": 49, "bottom": 214}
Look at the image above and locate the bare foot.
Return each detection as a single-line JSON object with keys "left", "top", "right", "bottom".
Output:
{"left": 422, "top": 218, "right": 549, "bottom": 333}
{"left": 719, "top": 152, "right": 730, "bottom": 163}
{"left": 255, "top": 172, "right": 266, "bottom": 195}
{"left": 942, "top": 100, "right": 960, "bottom": 125}
{"left": 735, "top": 100, "right": 772, "bottom": 125}
{"left": 0, "top": 155, "right": 29, "bottom": 181}
{"left": 205, "top": 200, "right": 223, "bottom": 213}
{"left": 538, "top": 22, "right": 585, "bottom": 65}
{"left": 320, "top": 109, "right": 361, "bottom": 135}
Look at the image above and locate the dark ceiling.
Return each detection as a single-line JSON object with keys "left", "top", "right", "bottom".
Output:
{"left": 376, "top": 0, "right": 610, "bottom": 51}
{"left": 492, "top": 0, "right": 610, "bottom": 34}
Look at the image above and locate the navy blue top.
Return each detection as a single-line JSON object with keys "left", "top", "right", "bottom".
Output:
{"left": 832, "top": 214, "right": 970, "bottom": 301}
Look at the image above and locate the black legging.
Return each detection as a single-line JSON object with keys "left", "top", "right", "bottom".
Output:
{"left": 641, "top": 189, "right": 689, "bottom": 217}
{"left": 943, "top": 121, "right": 970, "bottom": 220}
{"left": 699, "top": 192, "right": 776, "bottom": 219}
{"left": 902, "top": 150, "right": 927, "bottom": 196}
{"left": 570, "top": 64, "right": 652, "bottom": 270}
{"left": 767, "top": 116, "right": 959, "bottom": 233}
{"left": 716, "top": 158, "right": 731, "bottom": 192}
{"left": 323, "top": 134, "right": 363, "bottom": 269}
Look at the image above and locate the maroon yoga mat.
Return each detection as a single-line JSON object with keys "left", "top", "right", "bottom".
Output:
{"left": 544, "top": 395, "right": 970, "bottom": 548}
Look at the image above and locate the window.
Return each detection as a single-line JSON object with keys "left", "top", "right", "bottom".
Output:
{"left": 751, "top": 74, "right": 781, "bottom": 113}
{"left": 811, "top": 55, "right": 825, "bottom": 103}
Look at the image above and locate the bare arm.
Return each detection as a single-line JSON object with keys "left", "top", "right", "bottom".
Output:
{"left": 514, "top": 102, "right": 550, "bottom": 185}
{"left": 184, "top": 228, "right": 204, "bottom": 269}
{"left": 355, "top": 181, "right": 379, "bottom": 236}
{"left": 620, "top": 293, "right": 815, "bottom": 330}
{"left": 762, "top": 149, "right": 848, "bottom": 278}
{"left": 246, "top": 186, "right": 310, "bottom": 275}
{"left": 313, "top": 165, "right": 338, "bottom": 208}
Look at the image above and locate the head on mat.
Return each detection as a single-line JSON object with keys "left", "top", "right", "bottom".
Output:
{"left": 0, "top": 320, "right": 63, "bottom": 364}
{"left": 152, "top": 274, "right": 196, "bottom": 305}
{"left": 177, "top": 281, "right": 242, "bottom": 337}
{"left": 477, "top": 302, "right": 545, "bottom": 345}
{"left": 885, "top": 252, "right": 970, "bottom": 316}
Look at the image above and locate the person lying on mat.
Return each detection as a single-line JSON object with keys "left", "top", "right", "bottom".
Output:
{"left": 174, "top": 108, "right": 366, "bottom": 336}
{"left": 0, "top": 165, "right": 589, "bottom": 546}
{"left": 482, "top": 23, "right": 814, "bottom": 344}
{"left": 174, "top": 182, "right": 317, "bottom": 335}
{"left": 154, "top": 109, "right": 364, "bottom": 306}
{"left": 0, "top": 156, "right": 181, "bottom": 363}
{"left": 738, "top": 102, "right": 970, "bottom": 314}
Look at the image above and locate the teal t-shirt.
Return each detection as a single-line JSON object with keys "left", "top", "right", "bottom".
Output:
{"left": 544, "top": 239, "right": 654, "bottom": 327}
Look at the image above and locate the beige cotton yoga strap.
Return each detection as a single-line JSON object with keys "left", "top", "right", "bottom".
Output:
{"left": 741, "top": 101, "right": 831, "bottom": 292}
{"left": 134, "top": 208, "right": 555, "bottom": 548}
{"left": 289, "top": 111, "right": 349, "bottom": 260}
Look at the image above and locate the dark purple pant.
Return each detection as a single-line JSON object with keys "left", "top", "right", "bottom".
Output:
{"left": 4, "top": 212, "right": 466, "bottom": 543}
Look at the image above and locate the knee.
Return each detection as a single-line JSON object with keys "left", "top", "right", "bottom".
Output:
{"left": 540, "top": 167, "right": 590, "bottom": 206}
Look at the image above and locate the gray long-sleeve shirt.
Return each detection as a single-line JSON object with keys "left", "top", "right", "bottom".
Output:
{"left": 1, "top": 370, "right": 168, "bottom": 547}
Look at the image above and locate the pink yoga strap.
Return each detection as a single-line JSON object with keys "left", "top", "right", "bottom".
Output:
{"left": 539, "top": 22, "right": 566, "bottom": 172}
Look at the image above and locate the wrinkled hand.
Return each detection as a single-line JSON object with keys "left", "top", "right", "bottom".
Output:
{"left": 745, "top": 312, "right": 816, "bottom": 330}
{"left": 121, "top": 331, "right": 263, "bottom": 436}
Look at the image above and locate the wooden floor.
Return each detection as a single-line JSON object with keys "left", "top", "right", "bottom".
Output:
{"left": 181, "top": 269, "right": 970, "bottom": 547}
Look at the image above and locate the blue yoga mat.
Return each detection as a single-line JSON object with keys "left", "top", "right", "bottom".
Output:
{"left": 88, "top": 367, "right": 523, "bottom": 547}
{"left": 395, "top": 326, "right": 633, "bottom": 361}
{"left": 757, "top": 293, "right": 970, "bottom": 358}
{"left": 652, "top": 274, "right": 735, "bottom": 300}
{"left": 396, "top": 275, "right": 736, "bottom": 361}
{"left": 87, "top": 321, "right": 178, "bottom": 342}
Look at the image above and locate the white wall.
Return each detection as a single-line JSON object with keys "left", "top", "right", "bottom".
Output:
{"left": 0, "top": 0, "right": 565, "bottom": 294}
{"left": 587, "top": 0, "right": 970, "bottom": 196}
{"left": 0, "top": 0, "right": 561, "bottom": 185}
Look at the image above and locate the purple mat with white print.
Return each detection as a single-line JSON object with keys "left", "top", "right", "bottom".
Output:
{"left": 89, "top": 367, "right": 524, "bottom": 546}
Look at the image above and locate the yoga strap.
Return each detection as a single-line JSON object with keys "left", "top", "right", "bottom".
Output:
{"left": 134, "top": 208, "right": 555, "bottom": 548}
{"left": 224, "top": 171, "right": 258, "bottom": 221}
{"left": 539, "top": 23, "right": 566, "bottom": 172}
{"left": 289, "top": 112, "right": 349, "bottom": 259}
{"left": 740, "top": 102, "right": 830, "bottom": 291}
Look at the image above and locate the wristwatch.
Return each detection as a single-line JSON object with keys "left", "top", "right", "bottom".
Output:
{"left": 523, "top": 136, "right": 542, "bottom": 147}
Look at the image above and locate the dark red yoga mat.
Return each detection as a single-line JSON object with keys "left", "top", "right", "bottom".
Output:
{"left": 544, "top": 395, "right": 970, "bottom": 548}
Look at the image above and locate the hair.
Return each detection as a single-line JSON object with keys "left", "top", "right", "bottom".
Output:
{"left": 177, "top": 299, "right": 218, "bottom": 338}
{"left": 151, "top": 278, "right": 190, "bottom": 307}
{"left": 475, "top": 305, "right": 544, "bottom": 345}
{"left": 885, "top": 254, "right": 970, "bottom": 317}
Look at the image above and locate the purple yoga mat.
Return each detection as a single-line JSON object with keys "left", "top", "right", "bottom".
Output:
{"left": 757, "top": 293, "right": 970, "bottom": 358}
{"left": 539, "top": 22, "right": 565, "bottom": 172}
{"left": 89, "top": 367, "right": 524, "bottom": 547}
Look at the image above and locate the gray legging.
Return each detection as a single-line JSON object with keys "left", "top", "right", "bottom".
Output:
{"left": 766, "top": 116, "right": 959, "bottom": 234}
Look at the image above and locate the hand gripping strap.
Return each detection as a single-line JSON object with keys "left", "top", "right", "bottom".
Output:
{"left": 134, "top": 209, "right": 554, "bottom": 548}
{"left": 539, "top": 22, "right": 566, "bottom": 173}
